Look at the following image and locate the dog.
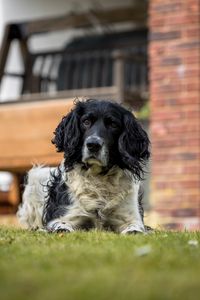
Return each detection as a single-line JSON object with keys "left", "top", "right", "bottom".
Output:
{"left": 17, "top": 99, "right": 150, "bottom": 234}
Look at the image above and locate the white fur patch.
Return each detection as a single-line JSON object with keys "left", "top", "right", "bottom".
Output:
{"left": 17, "top": 166, "right": 55, "bottom": 229}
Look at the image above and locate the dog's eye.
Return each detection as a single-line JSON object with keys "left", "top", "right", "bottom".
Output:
{"left": 104, "top": 118, "right": 119, "bottom": 129}
{"left": 83, "top": 119, "right": 91, "bottom": 127}
{"left": 110, "top": 122, "right": 118, "bottom": 129}
{"left": 107, "top": 120, "right": 119, "bottom": 129}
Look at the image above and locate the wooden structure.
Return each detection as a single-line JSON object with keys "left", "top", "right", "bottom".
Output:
{"left": 0, "top": 3, "right": 148, "bottom": 210}
{"left": 0, "top": 4, "right": 148, "bottom": 104}
{"left": 0, "top": 99, "right": 74, "bottom": 172}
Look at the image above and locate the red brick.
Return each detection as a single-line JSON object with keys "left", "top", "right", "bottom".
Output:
{"left": 152, "top": 164, "right": 200, "bottom": 175}
{"left": 149, "top": 31, "right": 181, "bottom": 41}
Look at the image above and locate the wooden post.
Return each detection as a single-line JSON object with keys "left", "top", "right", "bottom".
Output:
{"left": 113, "top": 50, "right": 125, "bottom": 103}
{"left": 0, "top": 25, "right": 12, "bottom": 85}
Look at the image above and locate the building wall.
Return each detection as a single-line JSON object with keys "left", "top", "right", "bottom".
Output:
{"left": 149, "top": 0, "right": 200, "bottom": 230}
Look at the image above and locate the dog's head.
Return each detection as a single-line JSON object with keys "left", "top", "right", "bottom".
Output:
{"left": 52, "top": 99, "right": 150, "bottom": 179}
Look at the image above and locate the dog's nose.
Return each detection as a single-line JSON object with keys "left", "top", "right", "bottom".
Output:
{"left": 86, "top": 137, "right": 103, "bottom": 152}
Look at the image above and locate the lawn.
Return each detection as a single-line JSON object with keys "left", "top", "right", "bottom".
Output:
{"left": 0, "top": 227, "right": 199, "bottom": 300}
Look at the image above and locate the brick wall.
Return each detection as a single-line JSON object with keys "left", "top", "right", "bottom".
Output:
{"left": 149, "top": 0, "right": 200, "bottom": 230}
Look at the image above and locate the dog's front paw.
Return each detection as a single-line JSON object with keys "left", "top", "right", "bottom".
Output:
{"left": 121, "top": 224, "right": 146, "bottom": 235}
{"left": 46, "top": 220, "right": 74, "bottom": 233}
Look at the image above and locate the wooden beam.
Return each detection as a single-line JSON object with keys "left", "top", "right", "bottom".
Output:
{"left": 0, "top": 87, "right": 119, "bottom": 105}
{"left": 19, "top": 4, "right": 147, "bottom": 37}
{"left": 0, "top": 24, "right": 30, "bottom": 86}
{"left": 0, "top": 25, "right": 12, "bottom": 85}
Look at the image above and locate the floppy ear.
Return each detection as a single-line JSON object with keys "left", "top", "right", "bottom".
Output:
{"left": 118, "top": 112, "right": 150, "bottom": 180}
{"left": 52, "top": 108, "right": 82, "bottom": 169}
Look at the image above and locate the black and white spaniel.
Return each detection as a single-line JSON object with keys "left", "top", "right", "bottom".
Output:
{"left": 17, "top": 99, "right": 150, "bottom": 234}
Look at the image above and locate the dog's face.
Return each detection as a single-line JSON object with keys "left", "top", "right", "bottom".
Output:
{"left": 52, "top": 99, "right": 150, "bottom": 179}
{"left": 80, "top": 101, "right": 124, "bottom": 169}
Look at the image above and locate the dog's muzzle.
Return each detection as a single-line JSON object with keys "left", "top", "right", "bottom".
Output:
{"left": 86, "top": 136, "right": 104, "bottom": 153}
{"left": 82, "top": 136, "right": 108, "bottom": 167}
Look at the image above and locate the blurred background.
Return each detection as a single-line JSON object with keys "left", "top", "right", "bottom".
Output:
{"left": 0, "top": 0, "right": 199, "bottom": 230}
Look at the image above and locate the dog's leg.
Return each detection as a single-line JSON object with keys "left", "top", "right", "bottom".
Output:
{"left": 113, "top": 182, "right": 146, "bottom": 234}
{"left": 120, "top": 218, "right": 146, "bottom": 235}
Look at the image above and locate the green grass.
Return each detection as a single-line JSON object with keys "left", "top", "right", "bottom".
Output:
{"left": 0, "top": 227, "right": 200, "bottom": 300}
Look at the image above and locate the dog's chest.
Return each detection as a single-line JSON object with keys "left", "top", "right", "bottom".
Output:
{"left": 66, "top": 166, "right": 133, "bottom": 217}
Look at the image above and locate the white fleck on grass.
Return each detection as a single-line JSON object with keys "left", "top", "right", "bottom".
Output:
{"left": 188, "top": 240, "right": 199, "bottom": 247}
{"left": 135, "top": 245, "right": 152, "bottom": 257}
{"left": 162, "top": 234, "right": 168, "bottom": 238}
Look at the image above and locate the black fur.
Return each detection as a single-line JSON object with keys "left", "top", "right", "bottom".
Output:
{"left": 118, "top": 111, "right": 150, "bottom": 179}
{"left": 52, "top": 106, "right": 83, "bottom": 170}
{"left": 42, "top": 168, "right": 71, "bottom": 225}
